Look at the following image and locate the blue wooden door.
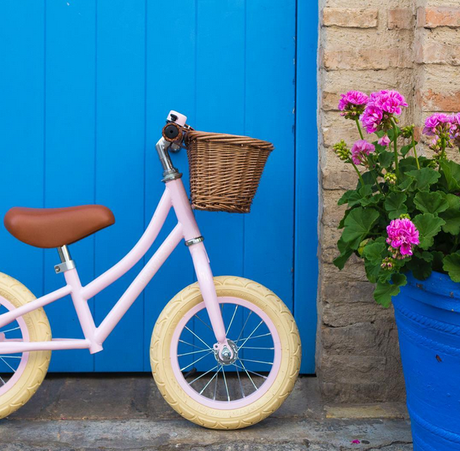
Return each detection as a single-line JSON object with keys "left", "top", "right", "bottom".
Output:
{"left": 0, "top": 0, "right": 317, "bottom": 373}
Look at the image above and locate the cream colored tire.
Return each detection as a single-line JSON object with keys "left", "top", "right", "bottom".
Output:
{"left": 0, "top": 272, "right": 51, "bottom": 419}
{"left": 150, "top": 276, "right": 301, "bottom": 430}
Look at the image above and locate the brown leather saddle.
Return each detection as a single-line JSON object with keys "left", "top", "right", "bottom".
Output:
{"left": 4, "top": 205, "right": 115, "bottom": 249}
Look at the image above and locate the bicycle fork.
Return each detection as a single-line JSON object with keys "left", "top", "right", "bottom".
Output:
{"left": 166, "top": 179, "right": 233, "bottom": 363}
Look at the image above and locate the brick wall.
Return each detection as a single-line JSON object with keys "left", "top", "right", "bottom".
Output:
{"left": 317, "top": 0, "right": 460, "bottom": 403}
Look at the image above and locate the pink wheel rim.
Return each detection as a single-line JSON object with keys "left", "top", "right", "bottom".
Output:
{"left": 0, "top": 295, "right": 29, "bottom": 397}
{"left": 170, "top": 296, "right": 282, "bottom": 410}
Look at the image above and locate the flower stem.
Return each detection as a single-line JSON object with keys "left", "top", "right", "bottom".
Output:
{"left": 411, "top": 131, "right": 421, "bottom": 170}
{"left": 392, "top": 119, "right": 400, "bottom": 179}
{"left": 351, "top": 161, "right": 365, "bottom": 186}
{"left": 355, "top": 119, "right": 364, "bottom": 140}
{"left": 364, "top": 155, "right": 385, "bottom": 195}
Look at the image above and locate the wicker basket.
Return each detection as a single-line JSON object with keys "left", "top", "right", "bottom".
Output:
{"left": 185, "top": 131, "right": 274, "bottom": 213}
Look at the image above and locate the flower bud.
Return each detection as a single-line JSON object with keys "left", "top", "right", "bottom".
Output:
{"left": 333, "top": 140, "right": 351, "bottom": 161}
{"left": 384, "top": 173, "right": 397, "bottom": 185}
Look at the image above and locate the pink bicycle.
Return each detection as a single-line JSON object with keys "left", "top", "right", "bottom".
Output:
{"left": 0, "top": 112, "right": 300, "bottom": 429}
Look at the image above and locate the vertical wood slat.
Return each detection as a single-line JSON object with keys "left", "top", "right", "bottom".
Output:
{"left": 0, "top": 1, "right": 45, "bottom": 298}
{"left": 193, "top": 0, "right": 246, "bottom": 370}
{"left": 94, "top": 0, "right": 146, "bottom": 371}
{"left": 143, "top": 0, "right": 196, "bottom": 371}
{"left": 244, "top": 0, "right": 296, "bottom": 309}
{"left": 295, "top": 0, "right": 318, "bottom": 374}
{"left": 44, "top": 0, "right": 96, "bottom": 372}
{"left": 244, "top": 0, "right": 297, "bottom": 372}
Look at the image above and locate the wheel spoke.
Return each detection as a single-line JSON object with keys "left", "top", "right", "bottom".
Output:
{"left": 178, "top": 348, "right": 212, "bottom": 358}
{"left": 213, "top": 367, "right": 220, "bottom": 400}
{"left": 184, "top": 326, "right": 212, "bottom": 350}
{"left": 234, "top": 364, "right": 245, "bottom": 398}
{"left": 221, "top": 366, "right": 230, "bottom": 402}
{"left": 226, "top": 305, "right": 238, "bottom": 335}
{"left": 234, "top": 362, "right": 268, "bottom": 379}
{"left": 0, "top": 357, "right": 16, "bottom": 372}
{"left": 235, "top": 332, "right": 272, "bottom": 343}
{"left": 238, "top": 358, "right": 273, "bottom": 366}
{"left": 238, "top": 359, "right": 258, "bottom": 391}
{"left": 199, "top": 367, "right": 221, "bottom": 395}
{"left": 194, "top": 314, "right": 213, "bottom": 332}
{"left": 0, "top": 326, "right": 20, "bottom": 335}
{"left": 240, "top": 346, "right": 274, "bottom": 350}
{"left": 236, "top": 311, "right": 252, "bottom": 343}
{"left": 0, "top": 355, "right": 22, "bottom": 359}
{"left": 0, "top": 376, "right": 6, "bottom": 386}
{"left": 180, "top": 350, "right": 214, "bottom": 372}
{"left": 238, "top": 320, "right": 264, "bottom": 350}
{"left": 188, "top": 365, "right": 220, "bottom": 386}
{"left": 178, "top": 339, "right": 207, "bottom": 351}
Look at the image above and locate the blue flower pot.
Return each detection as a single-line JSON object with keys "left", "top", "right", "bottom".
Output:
{"left": 394, "top": 271, "right": 460, "bottom": 450}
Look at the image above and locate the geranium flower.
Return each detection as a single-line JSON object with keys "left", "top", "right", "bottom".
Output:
{"left": 361, "top": 105, "right": 384, "bottom": 134}
{"left": 378, "top": 135, "right": 390, "bottom": 147}
{"left": 386, "top": 218, "right": 420, "bottom": 257}
{"left": 423, "top": 113, "right": 452, "bottom": 136}
{"left": 360, "top": 90, "right": 408, "bottom": 134}
{"left": 338, "top": 90, "right": 369, "bottom": 112}
{"left": 351, "top": 140, "right": 375, "bottom": 165}
{"left": 370, "top": 90, "right": 408, "bottom": 115}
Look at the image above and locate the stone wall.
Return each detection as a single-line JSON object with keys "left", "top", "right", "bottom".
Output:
{"left": 317, "top": 0, "right": 460, "bottom": 402}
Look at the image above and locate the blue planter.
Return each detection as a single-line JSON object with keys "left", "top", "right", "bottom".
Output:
{"left": 394, "top": 271, "right": 460, "bottom": 450}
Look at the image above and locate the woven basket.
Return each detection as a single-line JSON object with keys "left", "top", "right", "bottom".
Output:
{"left": 185, "top": 131, "right": 274, "bottom": 213}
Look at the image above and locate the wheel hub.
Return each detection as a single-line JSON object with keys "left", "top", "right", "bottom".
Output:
{"left": 214, "top": 339, "right": 238, "bottom": 365}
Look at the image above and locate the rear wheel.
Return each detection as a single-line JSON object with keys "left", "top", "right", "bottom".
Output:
{"left": 150, "top": 276, "right": 301, "bottom": 430}
{"left": 0, "top": 273, "right": 51, "bottom": 419}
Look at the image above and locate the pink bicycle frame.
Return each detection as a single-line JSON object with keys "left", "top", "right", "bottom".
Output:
{"left": 0, "top": 178, "right": 228, "bottom": 355}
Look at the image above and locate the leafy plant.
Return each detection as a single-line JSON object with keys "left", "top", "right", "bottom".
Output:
{"left": 334, "top": 90, "right": 460, "bottom": 307}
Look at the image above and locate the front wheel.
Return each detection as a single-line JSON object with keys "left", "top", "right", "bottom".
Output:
{"left": 150, "top": 276, "right": 301, "bottom": 430}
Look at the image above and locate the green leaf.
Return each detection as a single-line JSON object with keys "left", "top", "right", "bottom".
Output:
{"left": 397, "top": 176, "right": 414, "bottom": 192}
{"left": 341, "top": 207, "right": 379, "bottom": 250}
{"left": 406, "top": 257, "right": 432, "bottom": 280}
{"left": 373, "top": 274, "right": 407, "bottom": 308}
{"left": 339, "top": 186, "right": 373, "bottom": 208}
{"left": 439, "top": 160, "right": 460, "bottom": 192}
{"left": 361, "top": 193, "right": 383, "bottom": 207}
{"left": 363, "top": 240, "right": 387, "bottom": 265}
{"left": 333, "top": 249, "right": 353, "bottom": 270}
{"left": 414, "top": 191, "right": 449, "bottom": 215}
{"left": 333, "top": 237, "right": 353, "bottom": 270}
{"left": 406, "top": 168, "right": 441, "bottom": 191}
{"left": 400, "top": 144, "right": 412, "bottom": 157}
{"left": 440, "top": 194, "right": 460, "bottom": 235}
{"left": 413, "top": 213, "right": 446, "bottom": 250}
{"left": 378, "top": 151, "right": 394, "bottom": 169}
{"left": 443, "top": 251, "right": 460, "bottom": 283}
{"left": 384, "top": 192, "right": 407, "bottom": 219}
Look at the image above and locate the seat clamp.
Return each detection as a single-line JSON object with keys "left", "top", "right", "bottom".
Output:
{"left": 185, "top": 236, "right": 204, "bottom": 247}
{"left": 55, "top": 245, "right": 76, "bottom": 274}
{"left": 55, "top": 260, "right": 76, "bottom": 274}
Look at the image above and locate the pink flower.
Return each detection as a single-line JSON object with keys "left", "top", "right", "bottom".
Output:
{"left": 386, "top": 218, "right": 420, "bottom": 257}
{"left": 360, "top": 105, "right": 384, "bottom": 134}
{"left": 351, "top": 440, "right": 361, "bottom": 445}
{"left": 423, "top": 113, "right": 451, "bottom": 136}
{"left": 338, "top": 91, "right": 369, "bottom": 111}
{"left": 378, "top": 135, "right": 390, "bottom": 147}
{"left": 370, "top": 90, "right": 408, "bottom": 115}
{"left": 351, "top": 140, "right": 375, "bottom": 165}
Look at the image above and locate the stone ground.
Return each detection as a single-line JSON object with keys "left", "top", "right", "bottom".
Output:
{"left": 0, "top": 375, "right": 413, "bottom": 450}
